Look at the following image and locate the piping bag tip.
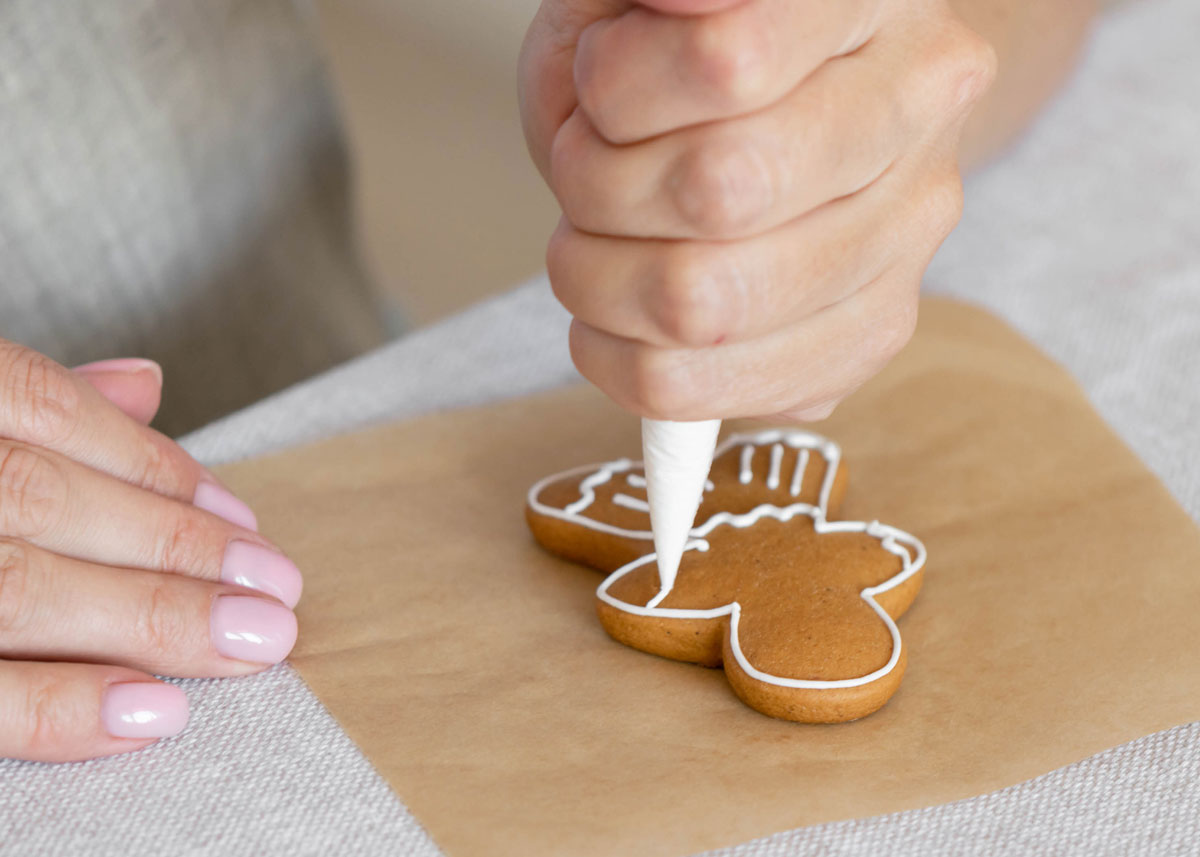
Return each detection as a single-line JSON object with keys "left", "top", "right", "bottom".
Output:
{"left": 641, "top": 417, "right": 722, "bottom": 595}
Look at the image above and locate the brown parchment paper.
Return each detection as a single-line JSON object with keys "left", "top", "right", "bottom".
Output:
{"left": 218, "top": 298, "right": 1200, "bottom": 857}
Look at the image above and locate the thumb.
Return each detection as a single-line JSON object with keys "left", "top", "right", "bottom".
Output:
{"left": 72, "top": 358, "right": 164, "bottom": 426}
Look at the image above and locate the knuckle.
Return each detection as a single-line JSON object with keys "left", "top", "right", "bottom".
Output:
{"left": 928, "top": 21, "right": 998, "bottom": 114}
{"left": 685, "top": 15, "right": 772, "bottom": 109}
{"left": 545, "top": 224, "right": 577, "bottom": 302}
{"left": 872, "top": 296, "right": 920, "bottom": 362}
{"left": 23, "top": 672, "right": 71, "bottom": 752}
{"left": 923, "top": 173, "right": 966, "bottom": 239}
{"left": 0, "top": 444, "right": 68, "bottom": 539}
{"left": 156, "top": 510, "right": 213, "bottom": 575}
{"left": 129, "top": 433, "right": 177, "bottom": 497}
{"left": 671, "top": 140, "right": 773, "bottom": 237}
{"left": 651, "top": 247, "right": 740, "bottom": 347}
{"left": 133, "top": 581, "right": 191, "bottom": 660}
{"left": 0, "top": 346, "right": 80, "bottom": 447}
{"left": 838, "top": 0, "right": 885, "bottom": 55}
{"left": 573, "top": 29, "right": 622, "bottom": 140}
{"left": 786, "top": 400, "right": 840, "bottom": 423}
{"left": 0, "top": 539, "right": 34, "bottom": 637}
{"left": 954, "top": 26, "right": 999, "bottom": 105}
{"left": 548, "top": 112, "right": 595, "bottom": 225}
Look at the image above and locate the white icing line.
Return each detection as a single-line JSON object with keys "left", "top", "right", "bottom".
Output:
{"left": 526, "top": 430, "right": 844, "bottom": 542}
{"left": 790, "top": 448, "right": 810, "bottom": 497}
{"left": 767, "top": 443, "right": 784, "bottom": 490}
{"left": 563, "top": 460, "right": 631, "bottom": 516}
{"left": 529, "top": 460, "right": 654, "bottom": 539}
{"left": 612, "top": 493, "right": 651, "bottom": 513}
{"left": 738, "top": 445, "right": 754, "bottom": 484}
{"left": 596, "top": 505, "right": 926, "bottom": 690}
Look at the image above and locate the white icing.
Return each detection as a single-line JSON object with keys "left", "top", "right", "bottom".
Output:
{"left": 640, "top": 419, "right": 722, "bottom": 594}
{"left": 790, "top": 449, "right": 809, "bottom": 497}
{"left": 596, "top": 504, "right": 926, "bottom": 689}
{"left": 738, "top": 445, "right": 754, "bottom": 484}
{"left": 525, "top": 429, "right": 842, "bottom": 541}
{"left": 766, "top": 443, "right": 784, "bottom": 489}
{"left": 530, "top": 460, "right": 651, "bottom": 540}
{"left": 563, "top": 459, "right": 633, "bottom": 516}
{"left": 612, "top": 493, "right": 651, "bottom": 513}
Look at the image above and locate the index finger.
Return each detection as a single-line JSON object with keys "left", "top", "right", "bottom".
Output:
{"left": 0, "top": 341, "right": 250, "bottom": 525}
{"left": 574, "top": 0, "right": 886, "bottom": 144}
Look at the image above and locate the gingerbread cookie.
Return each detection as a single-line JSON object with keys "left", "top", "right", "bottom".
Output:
{"left": 525, "top": 430, "right": 926, "bottom": 723}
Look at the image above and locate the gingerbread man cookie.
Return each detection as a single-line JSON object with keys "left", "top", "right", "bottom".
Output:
{"left": 525, "top": 430, "right": 926, "bottom": 723}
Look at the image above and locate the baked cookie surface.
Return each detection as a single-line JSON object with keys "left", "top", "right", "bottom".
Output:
{"left": 525, "top": 430, "right": 925, "bottom": 723}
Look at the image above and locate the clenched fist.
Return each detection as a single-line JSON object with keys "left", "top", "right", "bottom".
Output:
{"left": 520, "top": 0, "right": 995, "bottom": 420}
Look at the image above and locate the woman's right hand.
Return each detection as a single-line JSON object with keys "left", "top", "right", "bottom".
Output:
{"left": 0, "top": 340, "right": 301, "bottom": 762}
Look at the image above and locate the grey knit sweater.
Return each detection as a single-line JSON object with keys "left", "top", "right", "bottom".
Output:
{"left": 0, "top": 0, "right": 386, "bottom": 435}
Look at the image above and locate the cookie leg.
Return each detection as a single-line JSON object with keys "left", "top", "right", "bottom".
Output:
{"left": 595, "top": 601, "right": 726, "bottom": 666}
{"left": 722, "top": 629, "right": 909, "bottom": 724}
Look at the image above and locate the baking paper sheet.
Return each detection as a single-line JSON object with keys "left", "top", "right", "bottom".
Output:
{"left": 218, "top": 298, "right": 1200, "bottom": 857}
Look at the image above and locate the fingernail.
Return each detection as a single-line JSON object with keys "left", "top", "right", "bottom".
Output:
{"left": 211, "top": 595, "right": 298, "bottom": 664}
{"left": 221, "top": 540, "right": 303, "bottom": 608}
{"left": 194, "top": 481, "right": 259, "bottom": 531}
{"left": 101, "top": 682, "right": 189, "bottom": 739}
{"left": 73, "top": 358, "right": 163, "bottom": 384}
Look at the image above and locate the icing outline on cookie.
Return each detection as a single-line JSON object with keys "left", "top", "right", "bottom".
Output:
{"left": 526, "top": 429, "right": 842, "bottom": 540}
{"left": 527, "top": 429, "right": 927, "bottom": 692}
{"left": 596, "top": 505, "right": 926, "bottom": 689}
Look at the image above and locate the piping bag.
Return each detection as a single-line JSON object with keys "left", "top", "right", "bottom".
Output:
{"left": 641, "top": 418, "right": 722, "bottom": 592}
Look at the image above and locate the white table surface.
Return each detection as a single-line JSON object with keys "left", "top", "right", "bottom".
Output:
{"left": 3, "top": 0, "right": 1198, "bottom": 853}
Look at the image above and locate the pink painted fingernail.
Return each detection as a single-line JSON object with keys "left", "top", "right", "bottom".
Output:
{"left": 101, "top": 682, "right": 189, "bottom": 739}
{"left": 221, "top": 540, "right": 303, "bottom": 608}
{"left": 211, "top": 595, "right": 298, "bottom": 664}
{"left": 73, "top": 357, "right": 163, "bottom": 383}
{"left": 194, "top": 480, "right": 259, "bottom": 531}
